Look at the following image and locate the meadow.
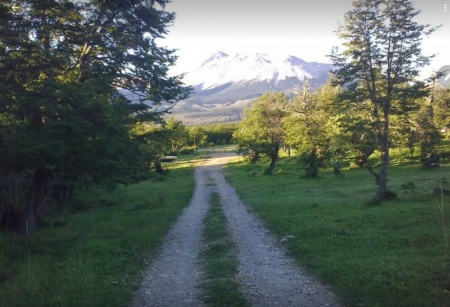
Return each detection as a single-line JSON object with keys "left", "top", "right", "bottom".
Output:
{"left": 225, "top": 152, "right": 450, "bottom": 307}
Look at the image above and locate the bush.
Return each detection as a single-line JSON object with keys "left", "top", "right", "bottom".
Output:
{"left": 298, "top": 152, "right": 324, "bottom": 178}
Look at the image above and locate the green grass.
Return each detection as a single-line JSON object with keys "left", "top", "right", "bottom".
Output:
{"left": 201, "top": 192, "right": 249, "bottom": 307}
{"left": 0, "top": 163, "right": 197, "bottom": 307}
{"left": 225, "top": 157, "right": 450, "bottom": 307}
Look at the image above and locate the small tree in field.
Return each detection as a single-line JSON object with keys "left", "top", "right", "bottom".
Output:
{"left": 234, "top": 92, "right": 287, "bottom": 174}
{"left": 330, "top": 0, "right": 438, "bottom": 203}
{"left": 284, "top": 82, "right": 338, "bottom": 177}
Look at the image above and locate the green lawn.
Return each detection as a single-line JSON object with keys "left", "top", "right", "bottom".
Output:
{"left": 0, "top": 162, "right": 196, "bottom": 307}
{"left": 225, "top": 157, "right": 450, "bottom": 307}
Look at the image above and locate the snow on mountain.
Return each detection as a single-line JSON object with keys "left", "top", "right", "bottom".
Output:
{"left": 171, "top": 51, "right": 333, "bottom": 125}
{"left": 183, "top": 52, "right": 331, "bottom": 91}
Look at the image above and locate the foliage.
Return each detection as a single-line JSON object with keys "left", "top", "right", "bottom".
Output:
{"left": 391, "top": 113, "right": 421, "bottom": 160}
{"left": 415, "top": 100, "right": 442, "bottom": 165}
{"left": 332, "top": 91, "right": 380, "bottom": 181}
{"left": 330, "top": 0, "right": 438, "bottom": 203}
{"left": 284, "top": 81, "right": 339, "bottom": 177}
{"left": 179, "top": 145, "right": 197, "bottom": 155}
{"left": 187, "top": 126, "right": 208, "bottom": 148}
{"left": 233, "top": 92, "right": 288, "bottom": 174}
{"left": 433, "top": 87, "right": 450, "bottom": 138}
{"left": 200, "top": 123, "right": 237, "bottom": 146}
{"left": 0, "top": 0, "right": 190, "bottom": 233}
{"left": 161, "top": 118, "right": 189, "bottom": 153}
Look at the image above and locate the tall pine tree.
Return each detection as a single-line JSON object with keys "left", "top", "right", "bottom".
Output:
{"left": 330, "top": 0, "right": 437, "bottom": 203}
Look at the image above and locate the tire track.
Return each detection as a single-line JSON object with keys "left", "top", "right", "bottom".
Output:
{"left": 132, "top": 166, "right": 211, "bottom": 307}
{"left": 208, "top": 155, "right": 342, "bottom": 307}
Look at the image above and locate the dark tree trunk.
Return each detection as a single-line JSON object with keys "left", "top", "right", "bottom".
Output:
{"left": 53, "top": 174, "right": 77, "bottom": 202}
{"left": 265, "top": 144, "right": 280, "bottom": 175}
{"left": 305, "top": 163, "right": 319, "bottom": 178}
{"left": 372, "top": 147, "right": 388, "bottom": 202}
{"left": 333, "top": 162, "right": 340, "bottom": 176}
{"left": 20, "top": 168, "right": 52, "bottom": 235}
{"left": 155, "top": 160, "right": 163, "bottom": 174}
{"left": 250, "top": 152, "right": 259, "bottom": 164}
{"left": 285, "top": 145, "right": 291, "bottom": 158}
{"left": 372, "top": 111, "right": 389, "bottom": 203}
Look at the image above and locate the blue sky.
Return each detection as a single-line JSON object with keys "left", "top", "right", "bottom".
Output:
{"left": 160, "top": 0, "right": 449, "bottom": 76}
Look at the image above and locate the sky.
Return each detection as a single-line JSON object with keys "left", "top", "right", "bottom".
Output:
{"left": 159, "top": 0, "right": 449, "bottom": 77}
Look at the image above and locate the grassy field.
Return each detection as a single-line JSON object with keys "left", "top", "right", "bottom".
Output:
{"left": 0, "top": 159, "right": 198, "bottom": 307}
{"left": 225, "top": 156, "right": 450, "bottom": 307}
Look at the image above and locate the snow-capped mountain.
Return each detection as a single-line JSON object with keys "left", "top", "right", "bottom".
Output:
{"left": 185, "top": 52, "right": 330, "bottom": 91}
{"left": 171, "top": 52, "right": 333, "bottom": 125}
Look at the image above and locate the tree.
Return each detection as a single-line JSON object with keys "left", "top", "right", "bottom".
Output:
{"left": 203, "top": 123, "right": 237, "bottom": 146}
{"left": 284, "top": 81, "right": 337, "bottom": 177}
{"left": 433, "top": 87, "right": 450, "bottom": 138}
{"left": 415, "top": 85, "right": 443, "bottom": 166}
{"left": 234, "top": 92, "right": 287, "bottom": 174}
{"left": 330, "top": 0, "right": 437, "bottom": 203}
{"left": 162, "top": 118, "right": 189, "bottom": 153}
{"left": 0, "top": 0, "right": 190, "bottom": 233}
{"left": 187, "top": 126, "right": 207, "bottom": 149}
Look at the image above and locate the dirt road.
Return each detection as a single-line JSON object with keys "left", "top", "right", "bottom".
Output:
{"left": 132, "top": 153, "right": 341, "bottom": 306}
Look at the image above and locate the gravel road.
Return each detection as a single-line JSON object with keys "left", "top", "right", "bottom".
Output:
{"left": 132, "top": 153, "right": 342, "bottom": 307}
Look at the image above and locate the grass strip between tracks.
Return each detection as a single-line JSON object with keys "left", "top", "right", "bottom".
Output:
{"left": 201, "top": 191, "right": 249, "bottom": 307}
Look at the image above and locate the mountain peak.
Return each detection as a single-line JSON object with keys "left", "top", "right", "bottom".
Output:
{"left": 184, "top": 52, "right": 332, "bottom": 90}
{"left": 173, "top": 52, "right": 333, "bottom": 125}
{"left": 201, "top": 51, "right": 229, "bottom": 66}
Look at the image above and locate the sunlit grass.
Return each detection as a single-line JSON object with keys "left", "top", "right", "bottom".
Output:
{"left": 225, "top": 156, "right": 450, "bottom": 307}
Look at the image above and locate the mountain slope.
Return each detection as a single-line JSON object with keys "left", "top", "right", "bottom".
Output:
{"left": 171, "top": 52, "right": 333, "bottom": 124}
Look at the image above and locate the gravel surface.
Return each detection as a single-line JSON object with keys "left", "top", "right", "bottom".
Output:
{"left": 131, "top": 166, "right": 210, "bottom": 307}
{"left": 132, "top": 153, "right": 342, "bottom": 307}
